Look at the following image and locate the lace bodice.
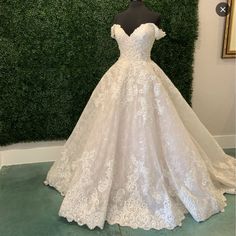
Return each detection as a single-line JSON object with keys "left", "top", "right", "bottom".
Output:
{"left": 111, "top": 23, "right": 166, "bottom": 62}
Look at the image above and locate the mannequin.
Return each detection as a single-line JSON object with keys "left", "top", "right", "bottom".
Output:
{"left": 112, "top": 0, "right": 161, "bottom": 36}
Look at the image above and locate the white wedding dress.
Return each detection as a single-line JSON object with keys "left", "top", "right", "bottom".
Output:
{"left": 44, "top": 23, "right": 236, "bottom": 230}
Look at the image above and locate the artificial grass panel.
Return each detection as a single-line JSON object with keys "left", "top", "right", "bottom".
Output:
{"left": 0, "top": 0, "right": 199, "bottom": 145}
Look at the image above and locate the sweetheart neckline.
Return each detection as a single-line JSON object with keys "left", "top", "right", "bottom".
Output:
{"left": 112, "top": 22, "right": 158, "bottom": 38}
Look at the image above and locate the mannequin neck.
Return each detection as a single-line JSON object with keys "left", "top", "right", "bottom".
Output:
{"left": 129, "top": 0, "right": 144, "bottom": 8}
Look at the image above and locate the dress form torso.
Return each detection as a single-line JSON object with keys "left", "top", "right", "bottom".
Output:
{"left": 112, "top": 0, "right": 161, "bottom": 36}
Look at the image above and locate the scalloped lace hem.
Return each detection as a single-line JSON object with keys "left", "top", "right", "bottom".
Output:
{"left": 43, "top": 179, "right": 233, "bottom": 231}
{"left": 43, "top": 180, "right": 66, "bottom": 197}
{"left": 58, "top": 195, "right": 228, "bottom": 231}
{"left": 58, "top": 211, "right": 187, "bottom": 231}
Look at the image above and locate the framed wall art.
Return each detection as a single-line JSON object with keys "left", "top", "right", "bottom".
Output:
{"left": 222, "top": 0, "right": 236, "bottom": 58}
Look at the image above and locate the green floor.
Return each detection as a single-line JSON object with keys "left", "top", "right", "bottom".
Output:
{"left": 0, "top": 149, "right": 235, "bottom": 236}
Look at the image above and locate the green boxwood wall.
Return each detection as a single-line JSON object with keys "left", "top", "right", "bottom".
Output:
{"left": 0, "top": 0, "right": 199, "bottom": 145}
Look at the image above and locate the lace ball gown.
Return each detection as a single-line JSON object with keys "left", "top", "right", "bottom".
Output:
{"left": 44, "top": 23, "right": 236, "bottom": 230}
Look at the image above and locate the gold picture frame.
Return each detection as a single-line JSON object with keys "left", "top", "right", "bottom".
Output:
{"left": 222, "top": 0, "right": 236, "bottom": 58}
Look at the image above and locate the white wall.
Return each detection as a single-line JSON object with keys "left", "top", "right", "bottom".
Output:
{"left": 193, "top": 0, "right": 235, "bottom": 139}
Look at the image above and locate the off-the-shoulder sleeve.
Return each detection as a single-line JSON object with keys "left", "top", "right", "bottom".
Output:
{"left": 153, "top": 24, "right": 166, "bottom": 40}
{"left": 111, "top": 25, "right": 115, "bottom": 39}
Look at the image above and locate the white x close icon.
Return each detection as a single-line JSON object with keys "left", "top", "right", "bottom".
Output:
{"left": 220, "top": 6, "right": 226, "bottom": 12}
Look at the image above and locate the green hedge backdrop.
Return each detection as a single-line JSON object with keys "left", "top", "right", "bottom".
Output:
{"left": 0, "top": 0, "right": 199, "bottom": 146}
